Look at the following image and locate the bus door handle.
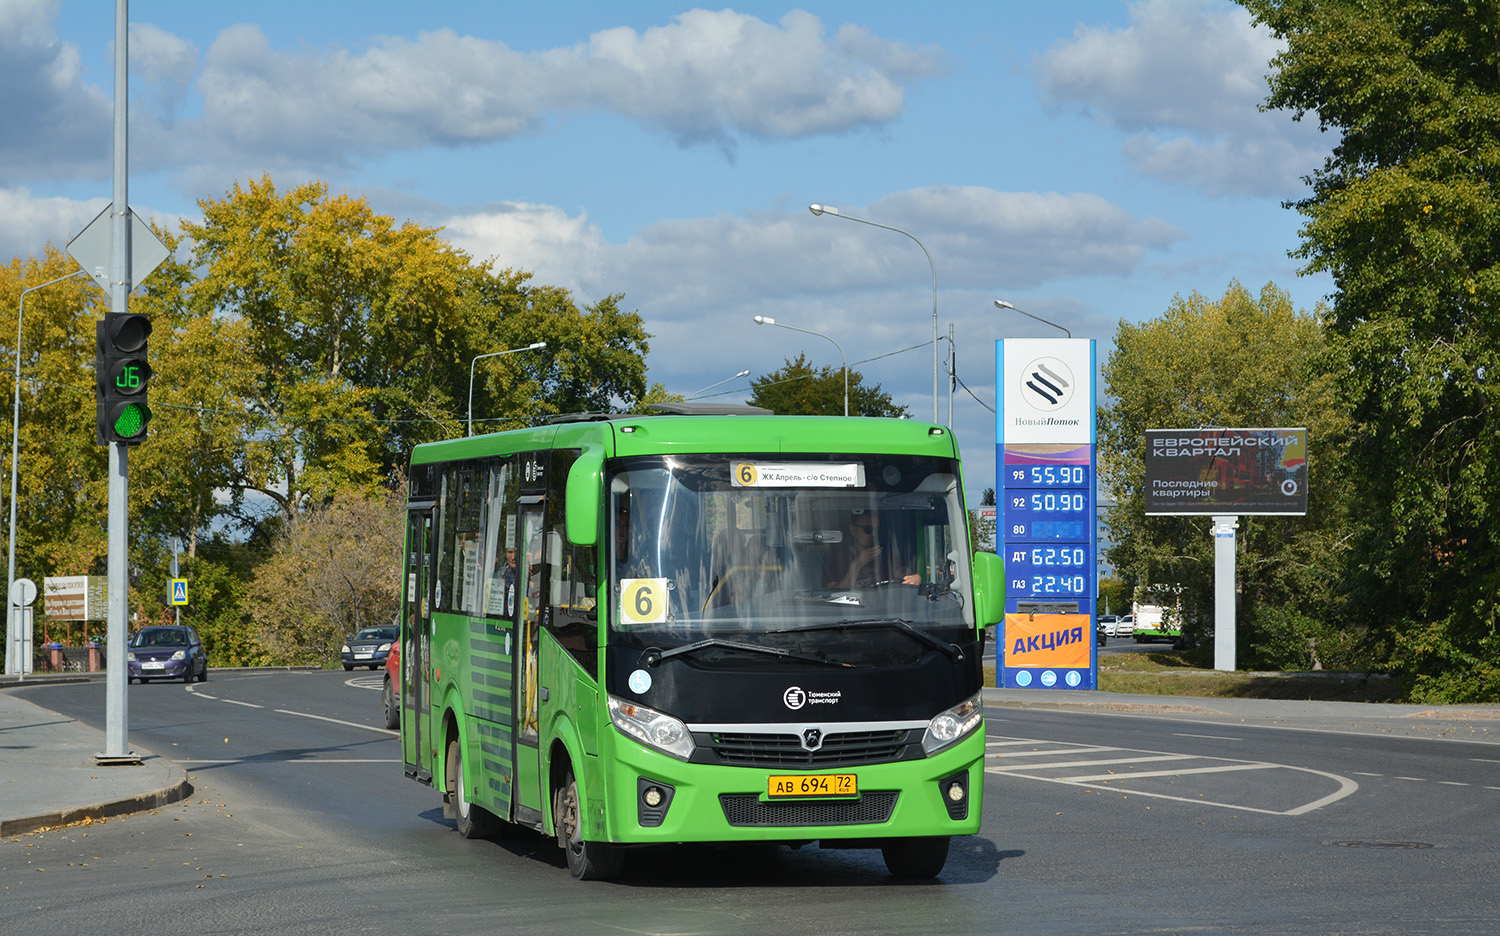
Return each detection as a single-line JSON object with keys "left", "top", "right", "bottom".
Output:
{"left": 539, "top": 687, "right": 550, "bottom": 702}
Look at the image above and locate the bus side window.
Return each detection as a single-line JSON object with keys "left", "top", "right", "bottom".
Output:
{"left": 545, "top": 449, "right": 598, "bottom": 677}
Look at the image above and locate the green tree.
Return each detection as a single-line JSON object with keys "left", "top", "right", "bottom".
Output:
{"left": 1241, "top": 1, "right": 1500, "bottom": 699}
{"left": 1098, "top": 281, "right": 1356, "bottom": 666}
{"left": 247, "top": 485, "right": 404, "bottom": 667}
{"left": 0, "top": 251, "right": 108, "bottom": 583}
{"left": 748, "top": 354, "right": 910, "bottom": 417}
{"left": 180, "top": 175, "right": 652, "bottom": 532}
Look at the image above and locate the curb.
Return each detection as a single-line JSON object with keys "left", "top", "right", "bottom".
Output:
{"left": 0, "top": 772, "right": 194, "bottom": 838}
{"left": 0, "top": 665, "right": 326, "bottom": 688}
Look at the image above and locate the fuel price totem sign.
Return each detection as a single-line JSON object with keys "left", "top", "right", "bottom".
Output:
{"left": 997, "top": 338, "right": 1097, "bottom": 690}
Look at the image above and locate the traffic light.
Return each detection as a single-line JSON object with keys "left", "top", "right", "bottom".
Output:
{"left": 95, "top": 312, "right": 153, "bottom": 445}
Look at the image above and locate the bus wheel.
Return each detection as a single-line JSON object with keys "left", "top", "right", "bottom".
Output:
{"left": 881, "top": 836, "right": 950, "bottom": 878}
{"left": 446, "top": 736, "right": 501, "bottom": 839}
{"left": 555, "top": 770, "right": 622, "bottom": 880}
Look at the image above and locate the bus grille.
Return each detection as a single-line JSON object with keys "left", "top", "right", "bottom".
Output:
{"left": 719, "top": 792, "right": 898, "bottom": 827}
{"left": 704, "top": 730, "right": 911, "bottom": 768}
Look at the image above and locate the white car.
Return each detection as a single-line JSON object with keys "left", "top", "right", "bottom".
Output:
{"left": 1114, "top": 614, "right": 1135, "bottom": 638}
{"left": 1097, "top": 615, "right": 1119, "bottom": 637}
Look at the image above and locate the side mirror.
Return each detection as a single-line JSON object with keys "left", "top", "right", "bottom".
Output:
{"left": 971, "top": 551, "right": 1005, "bottom": 631}
{"left": 565, "top": 447, "right": 603, "bottom": 547}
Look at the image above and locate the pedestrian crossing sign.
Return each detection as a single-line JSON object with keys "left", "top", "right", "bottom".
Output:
{"left": 170, "top": 578, "right": 188, "bottom": 606}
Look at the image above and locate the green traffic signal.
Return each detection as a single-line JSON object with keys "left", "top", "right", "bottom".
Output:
{"left": 110, "top": 401, "right": 151, "bottom": 440}
{"left": 95, "top": 313, "right": 153, "bottom": 445}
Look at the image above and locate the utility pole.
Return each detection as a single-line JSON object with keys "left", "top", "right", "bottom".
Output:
{"left": 100, "top": 0, "right": 136, "bottom": 764}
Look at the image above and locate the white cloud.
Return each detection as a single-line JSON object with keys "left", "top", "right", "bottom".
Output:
{"left": 0, "top": 187, "right": 108, "bottom": 261}
{"left": 0, "top": 0, "right": 109, "bottom": 183}
{"left": 183, "top": 9, "right": 944, "bottom": 166}
{"left": 1035, "top": 0, "right": 1327, "bottom": 197}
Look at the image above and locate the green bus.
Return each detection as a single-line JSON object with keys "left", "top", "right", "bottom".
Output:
{"left": 398, "top": 404, "right": 1004, "bottom": 879}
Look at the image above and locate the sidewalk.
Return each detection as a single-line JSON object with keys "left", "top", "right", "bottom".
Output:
{"left": 0, "top": 676, "right": 190, "bottom": 837}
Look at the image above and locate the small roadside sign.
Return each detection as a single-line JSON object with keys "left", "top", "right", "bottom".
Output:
{"left": 170, "top": 578, "right": 188, "bottom": 606}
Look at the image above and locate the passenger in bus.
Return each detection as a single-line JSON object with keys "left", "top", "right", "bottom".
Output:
{"left": 824, "top": 509, "right": 921, "bottom": 588}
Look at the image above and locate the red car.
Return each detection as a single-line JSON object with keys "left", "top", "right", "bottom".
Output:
{"left": 382, "top": 641, "right": 401, "bottom": 729}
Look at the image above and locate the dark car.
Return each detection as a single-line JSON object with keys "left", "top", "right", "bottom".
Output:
{"left": 127, "top": 625, "right": 208, "bottom": 684}
{"left": 342, "top": 626, "right": 397, "bottom": 671}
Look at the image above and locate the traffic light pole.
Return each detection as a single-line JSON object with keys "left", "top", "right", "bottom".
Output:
{"left": 100, "top": 0, "right": 136, "bottom": 764}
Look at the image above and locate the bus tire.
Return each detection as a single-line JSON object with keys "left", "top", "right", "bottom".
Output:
{"left": 555, "top": 769, "right": 622, "bottom": 881}
{"left": 881, "top": 835, "right": 950, "bottom": 878}
{"left": 447, "top": 736, "right": 501, "bottom": 840}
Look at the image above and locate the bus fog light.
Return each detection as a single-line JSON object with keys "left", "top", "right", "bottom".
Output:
{"left": 921, "top": 693, "right": 984, "bottom": 756}
{"left": 947, "top": 781, "right": 966, "bottom": 803}
{"left": 637, "top": 777, "right": 675, "bottom": 827}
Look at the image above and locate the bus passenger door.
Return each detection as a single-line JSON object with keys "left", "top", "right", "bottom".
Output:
{"left": 402, "top": 503, "right": 436, "bottom": 782}
{"left": 513, "top": 498, "right": 546, "bottom": 820}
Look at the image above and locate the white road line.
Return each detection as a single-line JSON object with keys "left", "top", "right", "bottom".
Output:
{"left": 1472, "top": 758, "right": 1500, "bottom": 764}
{"left": 1062, "top": 763, "right": 1280, "bottom": 783}
{"left": 993, "top": 754, "right": 1194, "bottom": 772}
{"left": 1353, "top": 772, "right": 1384, "bottom": 777}
{"left": 274, "top": 708, "right": 396, "bottom": 735}
{"left": 988, "top": 746, "right": 1121, "bottom": 758}
{"left": 1395, "top": 776, "right": 1427, "bottom": 782}
{"left": 1438, "top": 781, "right": 1470, "bottom": 786}
{"left": 1173, "top": 733, "right": 1243, "bottom": 741}
{"left": 984, "top": 733, "right": 1360, "bottom": 815}
{"left": 219, "top": 698, "right": 264, "bottom": 709}
{"left": 176, "top": 758, "right": 400, "bottom": 765}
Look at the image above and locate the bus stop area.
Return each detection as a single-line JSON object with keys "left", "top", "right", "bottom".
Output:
{"left": 0, "top": 674, "right": 189, "bottom": 837}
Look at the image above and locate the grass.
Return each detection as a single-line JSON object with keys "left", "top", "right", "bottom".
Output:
{"left": 984, "top": 647, "right": 1407, "bottom": 703}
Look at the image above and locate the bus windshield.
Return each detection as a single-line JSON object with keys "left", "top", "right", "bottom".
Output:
{"left": 606, "top": 453, "right": 974, "bottom": 666}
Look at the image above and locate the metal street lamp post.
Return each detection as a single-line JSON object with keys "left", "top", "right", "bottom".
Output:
{"left": 689, "top": 369, "right": 750, "bottom": 399}
{"left": 995, "top": 299, "right": 1071, "bottom": 338}
{"left": 467, "top": 342, "right": 546, "bottom": 436}
{"left": 810, "top": 204, "right": 939, "bottom": 423}
{"left": 7, "top": 269, "right": 88, "bottom": 677}
{"left": 754, "top": 316, "right": 847, "bottom": 416}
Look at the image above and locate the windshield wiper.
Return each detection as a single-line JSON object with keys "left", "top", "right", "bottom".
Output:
{"left": 643, "top": 638, "right": 854, "bottom": 668}
{"left": 779, "top": 618, "right": 965, "bottom": 662}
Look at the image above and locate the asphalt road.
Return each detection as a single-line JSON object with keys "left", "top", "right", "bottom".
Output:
{"left": 4, "top": 671, "right": 1498, "bottom": 935}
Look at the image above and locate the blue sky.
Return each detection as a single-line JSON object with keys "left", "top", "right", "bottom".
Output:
{"left": 1, "top": 0, "right": 1334, "bottom": 499}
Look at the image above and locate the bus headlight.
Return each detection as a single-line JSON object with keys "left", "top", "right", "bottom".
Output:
{"left": 608, "top": 695, "right": 696, "bottom": 761}
{"left": 921, "top": 692, "right": 984, "bottom": 756}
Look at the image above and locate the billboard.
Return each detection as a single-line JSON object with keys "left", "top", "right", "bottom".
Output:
{"left": 1144, "top": 428, "right": 1308, "bottom": 515}
{"left": 43, "top": 575, "right": 108, "bottom": 620}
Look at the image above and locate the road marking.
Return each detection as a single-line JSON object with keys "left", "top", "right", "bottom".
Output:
{"left": 1395, "top": 776, "right": 1427, "bottom": 782}
{"left": 1353, "top": 772, "right": 1384, "bottom": 777}
{"left": 1472, "top": 758, "right": 1500, "bottom": 764}
{"left": 986, "top": 733, "right": 1359, "bottom": 816}
{"left": 1438, "top": 781, "right": 1470, "bottom": 786}
{"left": 989, "top": 746, "right": 1122, "bottom": 758}
{"left": 186, "top": 683, "right": 393, "bottom": 735}
{"left": 996, "top": 754, "right": 1194, "bottom": 772}
{"left": 1068, "top": 763, "right": 1279, "bottom": 783}
{"left": 274, "top": 708, "right": 396, "bottom": 736}
{"left": 1174, "top": 733, "right": 1243, "bottom": 741}
{"left": 176, "top": 758, "right": 400, "bottom": 765}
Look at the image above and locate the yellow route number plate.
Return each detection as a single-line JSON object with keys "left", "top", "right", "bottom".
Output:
{"left": 768, "top": 773, "right": 857, "bottom": 798}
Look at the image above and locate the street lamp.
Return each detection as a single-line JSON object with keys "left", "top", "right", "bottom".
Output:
{"left": 995, "top": 299, "right": 1071, "bottom": 338}
{"left": 810, "top": 203, "right": 939, "bottom": 423}
{"left": 8, "top": 268, "right": 88, "bottom": 676}
{"left": 754, "top": 315, "right": 847, "bottom": 416}
{"left": 689, "top": 369, "right": 749, "bottom": 400}
{"left": 467, "top": 342, "right": 546, "bottom": 436}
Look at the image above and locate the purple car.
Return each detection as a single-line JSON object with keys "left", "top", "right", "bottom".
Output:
{"left": 127, "top": 625, "right": 208, "bottom": 684}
